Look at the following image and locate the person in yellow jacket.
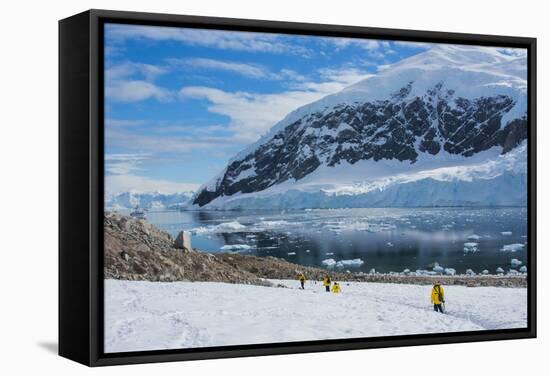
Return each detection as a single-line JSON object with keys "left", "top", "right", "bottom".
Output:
{"left": 298, "top": 273, "right": 306, "bottom": 289}
{"left": 323, "top": 275, "right": 332, "bottom": 292}
{"left": 331, "top": 282, "right": 341, "bottom": 294}
{"left": 431, "top": 281, "right": 445, "bottom": 313}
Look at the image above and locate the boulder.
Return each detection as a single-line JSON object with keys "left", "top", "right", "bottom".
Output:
{"left": 174, "top": 231, "right": 192, "bottom": 252}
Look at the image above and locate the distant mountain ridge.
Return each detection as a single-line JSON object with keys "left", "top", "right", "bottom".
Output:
{"left": 106, "top": 191, "right": 194, "bottom": 211}
{"left": 191, "top": 45, "right": 528, "bottom": 210}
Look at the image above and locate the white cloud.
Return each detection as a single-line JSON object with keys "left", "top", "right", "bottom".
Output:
{"left": 320, "top": 37, "right": 395, "bottom": 58}
{"left": 393, "top": 41, "right": 433, "bottom": 49}
{"left": 168, "top": 57, "right": 306, "bottom": 81}
{"left": 179, "top": 66, "right": 371, "bottom": 142}
{"left": 105, "top": 153, "right": 150, "bottom": 175}
{"left": 106, "top": 80, "right": 172, "bottom": 102}
{"left": 328, "top": 38, "right": 383, "bottom": 51}
{"left": 106, "top": 62, "right": 167, "bottom": 81}
{"left": 169, "top": 57, "right": 268, "bottom": 79}
{"left": 105, "top": 62, "right": 173, "bottom": 102}
{"left": 106, "top": 128, "right": 232, "bottom": 154}
{"left": 106, "top": 24, "right": 312, "bottom": 56}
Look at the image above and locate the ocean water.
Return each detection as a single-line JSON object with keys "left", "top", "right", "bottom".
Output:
{"left": 140, "top": 207, "right": 528, "bottom": 274}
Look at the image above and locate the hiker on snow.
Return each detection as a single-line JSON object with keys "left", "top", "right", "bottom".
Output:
{"left": 298, "top": 273, "right": 306, "bottom": 289}
{"left": 332, "top": 282, "right": 341, "bottom": 294}
{"left": 323, "top": 275, "right": 332, "bottom": 292}
{"left": 431, "top": 281, "right": 445, "bottom": 313}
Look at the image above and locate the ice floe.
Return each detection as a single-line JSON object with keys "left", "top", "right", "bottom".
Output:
{"left": 322, "top": 258, "right": 336, "bottom": 267}
{"left": 463, "top": 242, "right": 479, "bottom": 253}
{"left": 444, "top": 268, "right": 456, "bottom": 276}
{"left": 510, "top": 258, "right": 522, "bottom": 267}
{"left": 431, "top": 263, "right": 444, "bottom": 273}
{"left": 192, "top": 221, "right": 247, "bottom": 235}
{"left": 500, "top": 243, "right": 525, "bottom": 252}
{"left": 220, "top": 244, "right": 252, "bottom": 251}
{"left": 336, "top": 259, "right": 365, "bottom": 268}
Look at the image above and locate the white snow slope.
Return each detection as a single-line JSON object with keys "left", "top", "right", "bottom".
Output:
{"left": 104, "top": 279, "right": 526, "bottom": 353}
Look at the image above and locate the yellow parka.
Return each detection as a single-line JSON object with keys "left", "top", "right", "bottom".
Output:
{"left": 323, "top": 276, "right": 332, "bottom": 286}
{"left": 332, "top": 283, "right": 341, "bottom": 294}
{"left": 431, "top": 284, "right": 445, "bottom": 304}
{"left": 298, "top": 274, "right": 306, "bottom": 282}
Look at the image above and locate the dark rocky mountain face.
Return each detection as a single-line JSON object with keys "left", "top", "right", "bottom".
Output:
{"left": 193, "top": 82, "right": 527, "bottom": 207}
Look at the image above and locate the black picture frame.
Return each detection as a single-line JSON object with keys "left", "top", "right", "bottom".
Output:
{"left": 59, "top": 9, "right": 537, "bottom": 367}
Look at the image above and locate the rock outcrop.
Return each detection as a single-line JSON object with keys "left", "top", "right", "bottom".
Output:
{"left": 104, "top": 213, "right": 267, "bottom": 285}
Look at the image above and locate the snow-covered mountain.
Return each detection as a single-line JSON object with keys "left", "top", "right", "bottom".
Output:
{"left": 106, "top": 191, "right": 194, "bottom": 211}
{"left": 191, "top": 45, "right": 528, "bottom": 210}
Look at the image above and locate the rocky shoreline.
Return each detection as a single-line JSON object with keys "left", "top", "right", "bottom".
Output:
{"left": 104, "top": 213, "right": 527, "bottom": 288}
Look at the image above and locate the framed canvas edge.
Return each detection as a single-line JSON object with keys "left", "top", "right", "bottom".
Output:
{"left": 61, "top": 8, "right": 537, "bottom": 367}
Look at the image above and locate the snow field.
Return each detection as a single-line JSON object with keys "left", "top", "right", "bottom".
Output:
{"left": 105, "top": 278, "right": 527, "bottom": 353}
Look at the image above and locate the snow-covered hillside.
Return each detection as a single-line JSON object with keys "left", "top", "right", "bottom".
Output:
{"left": 191, "top": 45, "right": 527, "bottom": 210}
{"left": 104, "top": 279, "right": 526, "bottom": 352}
{"left": 105, "top": 191, "right": 194, "bottom": 211}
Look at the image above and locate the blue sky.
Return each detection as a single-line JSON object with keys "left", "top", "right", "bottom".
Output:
{"left": 104, "top": 23, "right": 431, "bottom": 196}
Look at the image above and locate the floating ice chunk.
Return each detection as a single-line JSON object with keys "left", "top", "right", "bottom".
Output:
{"left": 433, "top": 263, "right": 444, "bottom": 273}
{"left": 369, "top": 268, "right": 376, "bottom": 274}
{"left": 193, "top": 221, "right": 247, "bottom": 235}
{"left": 212, "top": 221, "right": 246, "bottom": 231}
{"left": 467, "top": 234, "right": 481, "bottom": 241}
{"left": 519, "top": 266, "right": 527, "bottom": 273}
{"left": 481, "top": 269, "right": 489, "bottom": 275}
{"left": 326, "top": 252, "right": 334, "bottom": 256}
{"left": 260, "top": 220, "right": 291, "bottom": 228}
{"left": 402, "top": 268, "right": 410, "bottom": 274}
{"left": 322, "top": 258, "right": 336, "bottom": 267}
{"left": 220, "top": 244, "right": 252, "bottom": 251}
{"left": 507, "top": 269, "right": 519, "bottom": 275}
{"left": 336, "top": 259, "right": 364, "bottom": 268}
{"left": 370, "top": 223, "right": 396, "bottom": 232}
{"left": 305, "top": 249, "right": 311, "bottom": 253}
{"left": 287, "top": 252, "right": 296, "bottom": 256}
{"left": 510, "top": 258, "right": 522, "bottom": 267}
{"left": 496, "top": 267, "right": 505, "bottom": 274}
{"left": 416, "top": 269, "right": 437, "bottom": 276}
{"left": 501, "top": 243, "right": 525, "bottom": 252}
{"left": 465, "top": 269, "right": 475, "bottom": 275}
{"left": 444, "top": 268, "right": 456, "bottom": 276}
{"left": 387, "top": 242, "right": 394, "bottom": 247}
{"left": 463, "top": 242, "right": 479, "bottom": 253}
{"left": 501, "top": 231, "right": 513, "bottom": 236}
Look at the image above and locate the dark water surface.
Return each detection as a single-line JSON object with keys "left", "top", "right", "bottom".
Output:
{"left": 142, "top": 207, "right": 528, "bottom": 274}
